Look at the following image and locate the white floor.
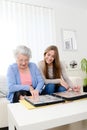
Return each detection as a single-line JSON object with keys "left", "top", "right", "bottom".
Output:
{"left": 48, "top": 120, "right": 87, "bottom": 130}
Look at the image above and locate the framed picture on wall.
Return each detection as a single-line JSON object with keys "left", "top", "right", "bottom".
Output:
{"left": 64, "top": 38, "right": 73, "bottom": 50}
{"left": 62, "top": 29, "right": 77, "bottom": 51}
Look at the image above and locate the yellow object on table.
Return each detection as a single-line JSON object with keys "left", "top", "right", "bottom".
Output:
{"left": 20, "top": 99, "right": 35, "bottom": 110}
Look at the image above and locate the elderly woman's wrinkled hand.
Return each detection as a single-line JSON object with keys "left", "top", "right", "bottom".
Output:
{"left": 30, "top": 89, "right": 39, "bottom": 98}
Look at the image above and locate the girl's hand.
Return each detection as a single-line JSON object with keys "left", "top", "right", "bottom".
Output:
{"left": 59, "top": 79, "right": 69, "bottom": 90}
{"left": 72, "top": 85, "right": 81, "bottom": 92}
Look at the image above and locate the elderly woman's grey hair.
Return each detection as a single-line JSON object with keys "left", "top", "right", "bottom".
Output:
{"left": 14, "top": 45, "right": 32, "bottom": 59}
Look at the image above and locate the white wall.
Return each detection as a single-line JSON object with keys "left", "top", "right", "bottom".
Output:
{"left": 54, "top": 6, "right": 87, "bottom": 69}
{"left": 9, "top": 0, "right": 87, "bottom": 69}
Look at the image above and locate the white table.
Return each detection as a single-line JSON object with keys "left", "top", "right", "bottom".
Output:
{"left": 8, "top": 99, "right": 87, "bottom": 130}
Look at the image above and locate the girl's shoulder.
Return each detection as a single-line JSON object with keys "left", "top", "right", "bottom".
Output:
{"left": 38, "top": 60, "right": 45, "bottom": 66}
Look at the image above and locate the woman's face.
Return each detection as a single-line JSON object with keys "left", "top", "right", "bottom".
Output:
{"left": 44, "top": 50, "right": 55, "bottom": 65}
{"left": 17, "top": 54, "right": 29, "bottom": 70}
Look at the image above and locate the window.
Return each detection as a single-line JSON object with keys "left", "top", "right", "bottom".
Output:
{"left": 0, "top": 0, "right": 56, "bottom": 75}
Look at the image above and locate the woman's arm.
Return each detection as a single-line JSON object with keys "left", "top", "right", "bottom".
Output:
{"left": 29, "top": 63, "right": 44, "bottom": 93}
{"left": 61, "top": 62, "right": 74, "bottom": 88}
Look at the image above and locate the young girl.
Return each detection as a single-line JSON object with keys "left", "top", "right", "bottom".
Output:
{"left": 38, "top": 45, "right": 80, "bottom": 95}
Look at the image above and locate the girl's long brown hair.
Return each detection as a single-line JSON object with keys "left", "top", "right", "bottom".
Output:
{"left": 44, "top": 45, "right": 62, "bottom": 79}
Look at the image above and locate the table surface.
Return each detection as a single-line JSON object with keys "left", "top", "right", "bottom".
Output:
{"left": 8, "top": 99, "right": 87, "bottom": 130}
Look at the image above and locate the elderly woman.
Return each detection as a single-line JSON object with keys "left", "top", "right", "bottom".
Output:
{"left": 7, "top": 45, "right": 44, "bottom": 103}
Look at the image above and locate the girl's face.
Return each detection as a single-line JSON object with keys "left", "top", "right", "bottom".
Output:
{"left": 44, "top": 50, "right": 55, "bottom": 66}
{"left": 17, "top": 54, "right": 29, "bottom": 70}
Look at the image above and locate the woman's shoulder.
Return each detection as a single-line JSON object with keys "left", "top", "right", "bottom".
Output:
{"left": 38, "top": 60, "right": 45, "bottom": 67}
{"left": 29, "top": 62, "right": 38, "bottom": 68}
{"left": 60, "top": 61, "right": 63, "bottom": 66}
{"left": 8, "top": 63, "right": 17, "bottom": 68}
{"left": 29, "top": 62, "right": 35, "bottom": 65}
{"left": 60, "top": 61, "right": 66, "bottom": 70}
{"left": 38, "top": 60, "right": 44, "bottom": 66}
{"left": 7, "top": 63, "right": 18, "bottom": 73}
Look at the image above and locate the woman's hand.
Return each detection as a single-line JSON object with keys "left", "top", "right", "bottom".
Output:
{"left": 30, "top": 86, "right": 39, "bottom": 98}
{"left": 31, "top": 89, "right": 39, "bottom": 98}
{"left": 59, "top": 79, "right": 69, "bottom": 90}
{"left": 72, "top": 85, "right": 81, "bottom": 92}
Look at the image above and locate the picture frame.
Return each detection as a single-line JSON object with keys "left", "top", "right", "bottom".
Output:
{"left": 62, "top": 29, "right": 77, "bottom": 51}
{"left": 64, "top": 38, "right": 73, "bottom": 50}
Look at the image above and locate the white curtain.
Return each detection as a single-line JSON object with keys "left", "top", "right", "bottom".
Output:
{"left": 0, "top": 0, "right": 56, "bottom": 75}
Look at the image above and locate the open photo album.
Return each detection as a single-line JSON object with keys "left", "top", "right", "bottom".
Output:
{"left": 24, "top": 95, "right": 65, "bottom": 107}
{"left": 53, "top": 91, "right": 87, "bottom": 101}
{"left": 24, "top": 91, "right": 87, "bottom": 107}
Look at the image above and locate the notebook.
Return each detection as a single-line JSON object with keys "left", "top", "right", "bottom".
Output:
{"left": 53, "top": 91, "right": 87, "bottom": 101}
{"left": 24, "top": 95, "right": 65, "bottom": 107}
{"left": 0, "top": 91, "right": 6, "bottom": 98}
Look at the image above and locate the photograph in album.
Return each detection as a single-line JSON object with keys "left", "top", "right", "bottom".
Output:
{"left": 53, "top": 91, "right": 87, "bottom": 101}
{"left": 24, "top": 95, "right": 65, "bottom": 107}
